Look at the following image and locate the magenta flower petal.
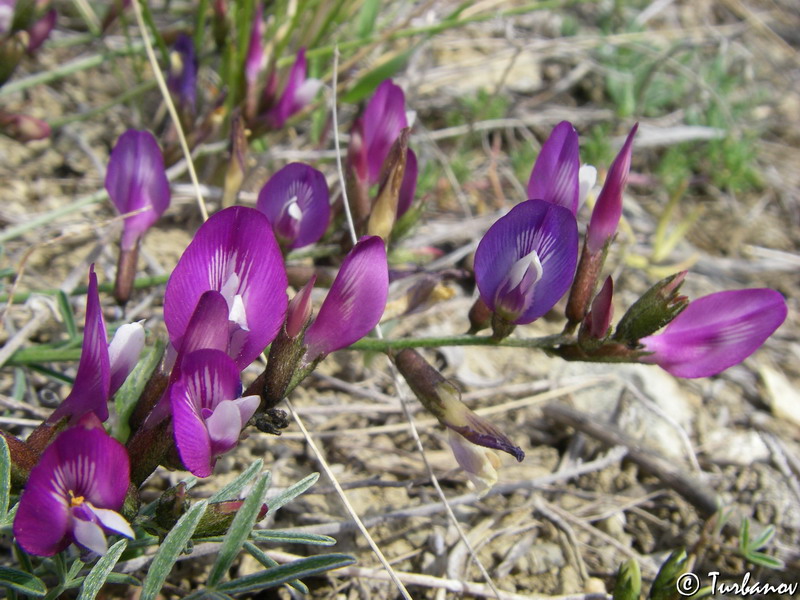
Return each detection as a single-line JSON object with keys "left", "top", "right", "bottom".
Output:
{"left": 27, "top": 9, "right": 56, "bottom": 53}
{"left": 397, "top": 148, "right": 418, "bottom": 218}
{"left": 171, "top": 380, "right": 213, "bottom": 477}
{"left": 364, "top": 79, "right": 408, "bottom": 184}
{"left": 527, "top": 121, "right": 580, "bottom": 215}
{"left": 50, "top": 266, "right": 111, "bottom": 424}
{"left": 105, "top": 130, "right": 171, "bottom": 251}
{"left": 164, "top": 206, "right": 288, "bottom": 370}
{"left": 14, "top": 426, "right": 131, "bottom": 556}
{"left": 640, "top": 289, "right": 787, "bottom": 378}
{"left": 177, "top": 290, "right": 231, "bottom": 356}
{"left": 586, "top": 123, "right": 637, "bottom": 254}
{"left": 256, "top": 162, "right": 330, "bottom": 249}
{"left": 474, "top": 200, "right": 578, "bottom": 324}
{"left": 171, "top": 349, "right": 247, "bottom": 477}
{"left": 266, "top": 48, "right": 320, "bottom": 129}
{"left": 303, "top": 236, "right": 388, "bottom": 359}
{"left": 244, "top": 3, "right": 265, "bottom": 86}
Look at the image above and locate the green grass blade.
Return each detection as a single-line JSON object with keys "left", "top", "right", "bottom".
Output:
{"left": 251, "top": 530, "right": 336, "bottom": 546}
{"left": 243, "top": 542, "right": 309, "bottom": 594}
{"left": 216, "top": 554, "right": 355, "bottom": 594}
{"left": 355, "top": 0, "right": 380, "bottom": 38}
{"left": 266, "top": 472, "right": 319, "bottom": 513}
{"left": 207, "top": 472, "right": 271, "bottom": 587}
{"left": 0, "top": 435, "right": 9, "bottom": 520}
{"left": 0, "top": 567, "right": 47, "bottom": 597}
{"left": 208, "top": 459, "right": 265, "bottom": 503}
{"left": 340, "top": 48, "right": 415, "bottom": 104}
{"left": 56, "top": 291, "right": 78, "bottom": 339}
{"left": 77, "top": 539, "right": 129, "bottom": 600}
{"left": 141, "top": 500, "right": 208, "bottom": 600}
{"left": 113, "top": 339, "right": 165, "bottom": 442}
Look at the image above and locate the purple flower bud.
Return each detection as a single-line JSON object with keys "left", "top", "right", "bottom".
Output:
{"left": 27, "top": 8, "right": 55, "bottom": 52}
{"left": 397, "top": 147, "right": 418, "bottom": 219}
{"left": 49, "top": 266, "right": 111, "bottom": 425}
{"left": 363, "top": 79, "right": 408, "bottom": 184}
{"left": 167, "top": 33, "right": 198, "bottom": 115}
{"left": 303, "top": 236, "right": 388, "bottom": 360}
{"left": 586, "top": 124, "right": 637, "bottom": 254}
{"left": 105, "top": 130, "right": 171, "bottom": 251}
{"left": 584, "top": 276, "right": 614, "bottom": 339}
{"left": 256, "top": 163, "right": 330, "bottom": 249}
{"left": 0, "top": 1, "right": 13, "bottom": 34}
{"left": 14, "top": 424, "right": 133, "bottom": 556}
{"left": 474, "top": 199, "right": 578, "bottom": 325}
{"left": 244, "top": 3, "right": 265, "bottom": 87}
{"left": 0, "top": 111, "right": 50, "bottom": 142}
{"left": 171, "top": 349, "right": 259, "bottom": 477}
{"left": 640, "top": 288, "right": 787, "bottom": 378}
{"left": 286, "top": 275, "right": 316, "bottom": 339}
{"left": 265, "top": 48, "right": 322, "bottom": 129}
{"left": 164, "top": 206, "right": 288, "bottom": 370}
{"left": 108, "top": 322, "right": 145, "bottom": 395}
{"left": 527, "top": 121, "right": 580, "bottom": 215}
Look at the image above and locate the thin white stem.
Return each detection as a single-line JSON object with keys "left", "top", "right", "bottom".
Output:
{"left": 327, "top": 45, "right": 501, "bottom": 598}
{"left": 285, "top": 400, "right": 412, "bottom": 600}
{"left": 131, "top": 0, "right": 208, "bottom": 222}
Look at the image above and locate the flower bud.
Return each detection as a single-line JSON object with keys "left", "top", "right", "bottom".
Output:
{"left": 585, "top": 124, "right": 637, "bottom": 254}
{"left": 222, "top": 111, "right": 248, "bottom": 207}
{"left": 193, "top": 500, "right": 269, "bottom": 538}
{"left": 0, "top": 111, "right": 50, "bottom": 142}
{"left": 580, "top": 276, "right": 613, "bottom": 341}
{"left": 613, "top": 271, "right": 688, "bottom": 344}
{"left": 612, "top": 559, "right": 642, "bottom": 600}
{"left": 367, "top": 128, "right": 409, "bottom": 241}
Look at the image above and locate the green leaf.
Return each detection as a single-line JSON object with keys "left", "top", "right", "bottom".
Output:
{"left": 613, "top": 558, "right": 641, "bottom": 600}
{"left": 649, "top": 548, "right": 688, "bottom": 600}
{"left": 355, "top": 0, "right": 380, "bottom": 39}
{"left": 267, "top": 472, "right": 319, "bottom": 513}
{"left": 0, "top": 566, "right": 47, "bottom": 596}
{"left": 0, "top": 435, "right": 10, "bottom": 520}
{"left": 340, "top": 48, "right": 415, "bottom": 104}
{"left": 749, "top": 524, "right": 776, "bottom": 551}
{"left": 77, "top": 539, "right": 129, "bottom": 600}
{"left": 56, "top": 291, "right": 78, "bottom": 339}
{"left": 216, "top": 554, "right": 355, "bottom": 594}
{"left": 209, "top": 459, "right": 265, "bottom": 503}
{"left": 141, "top": 500, "right": 208, "bottom": 600}
{"left": 251, "top": 530, "right": 336, "bottom": 546}
{"left": 114, "top": 339, "right": 164, "bottom": 442}
{"left": 207, "top": 472, "right": 270, "bottom": 587}
{"left": 243, "top": 542, "right": 308, "bottom": 594}
{"left": 746, "top": 551, "right": 784, "bottom": 570}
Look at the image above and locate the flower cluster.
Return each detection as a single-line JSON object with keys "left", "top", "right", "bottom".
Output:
{"left": 4, "top": 77, "right": 788, "bottom": 568}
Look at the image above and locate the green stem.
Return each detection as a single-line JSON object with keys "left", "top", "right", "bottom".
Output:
{"left": 0, "top": 43, "right": 145, "bottom": 98}
{"left": 48, "top": 80, "right": 157, "bottom": 129}
{"left": 0, "top": 274, "right": 170, "bottom": 304}
{"left": 7, "top": 333, "right": 571, "bottom": 366}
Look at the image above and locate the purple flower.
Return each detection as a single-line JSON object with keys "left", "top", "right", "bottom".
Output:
{"left": 105, "top": 130, "right": 171, "bottom": 251}
{"left": 584, "top": 276, "right": 614, "bottom": 339}
{"left": 27, "top": 8, "right": 56, "bottom": 53}
{"left": 0, "top": 111, "right": 50, "bottom": 142}
{"left": 362, "top": 79, "right": 408, "bottom": 184}
{"left": 171, "top": 349, "right": 259, "bottom": 477}
{"left": 265, "top": 48, "right": 322, "bottom": 129}
{"left": 474, "top": 199, "right": 579, "bottom": 325}
{"left": 640, "top": 288, "right": 787, "bottom": 378}
{"left": 49, "top": 268, "right": 144, "bottom": 425}
{"left": 256, "top": 163, "right": 330, "bottom": 249}
{"left": 586, "top": 124, "right": 637, "bottom": 254}
{"left": 164, "top": 206, "right": 288, "bottom": 370}
{"left": 303, "top": 236, "right": 388, "bottom": 360}
{"left": 49, "top": 267, "right": 110, "bottom": 425}
{"left": 167, "top": 34, "right": 198, "bottom": 115}
{"left": 527, "top": 121, "right": 580, "bottom": 215}
{"left": 244, "top": 3, "right": 265, "bottom": 88}
{"left": 14, "top": 423, "right": 134, "bottom": 556}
